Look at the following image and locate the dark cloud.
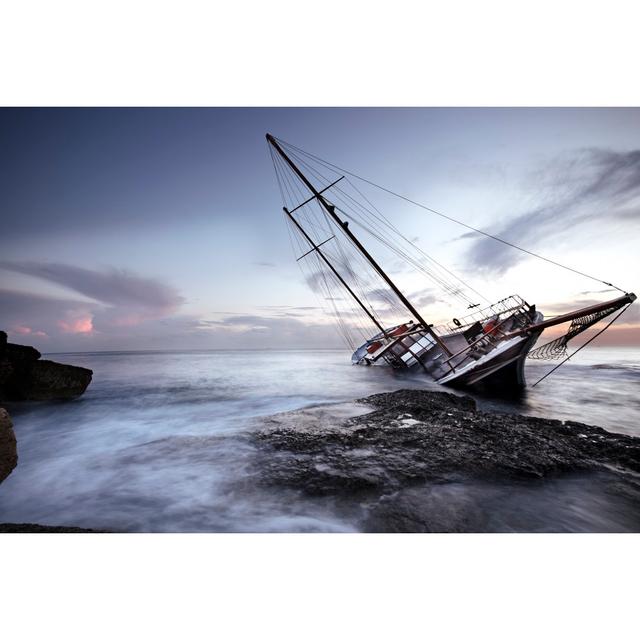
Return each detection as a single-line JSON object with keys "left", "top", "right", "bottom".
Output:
{"left": 466, "top": 148, "right": 640, "bottom": 274}
{"left": 367, "top": 288, "right": 399, "bottom": 308}
{"left": 613, "top": 207, "right": 640, "bottom": 221}
{"left": 413, "top": 290, "right": 437, "bottom": 308}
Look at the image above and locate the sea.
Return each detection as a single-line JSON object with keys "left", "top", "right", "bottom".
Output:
{"left": 0, "top": 347, "right": 638, "bottom": 532}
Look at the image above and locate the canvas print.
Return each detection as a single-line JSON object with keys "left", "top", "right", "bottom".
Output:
{"left": 0, "top": 107, "right": 638, "bottom": 532}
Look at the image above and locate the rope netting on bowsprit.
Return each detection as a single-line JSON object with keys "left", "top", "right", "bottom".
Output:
{"left": 527, "top": 305, "right": 625, "bottom": 360}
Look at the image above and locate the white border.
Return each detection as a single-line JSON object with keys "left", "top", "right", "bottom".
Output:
{"left": 1, "top": 534, "right": 638, "bottom": 639}
{"left": 1, "top": 1, "right": 639, "bottom": 106}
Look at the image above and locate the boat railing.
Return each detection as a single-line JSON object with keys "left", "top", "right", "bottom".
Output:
{"left": 435, "top": 313, "right": 519, "bottom": 377}
{"left": 435, "top": 295, "right": 530, "bottom": 335}
{"left": 433, "top": 298, "right": 535, "bottom": 380}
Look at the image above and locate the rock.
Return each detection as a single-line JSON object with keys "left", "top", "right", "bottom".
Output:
{"left": 0, "top": 359, "right": 12, "bottom": 386}
{"left": 0, "top": 408, "right": 17, "bottom": 484}
{"left": 254, "top": 389, "right": 640, "bottom": 496}
{"left": 18, "top": 360, "right": 93, "bottom": 400}
{"left": 5, "top": 343, "right": 41, "bottom": 366}
{"left": 0, "top": 523, "right": 104, "bottom": 533}
{"left": 0, "top": 331, "right": 92, "bottom": 401}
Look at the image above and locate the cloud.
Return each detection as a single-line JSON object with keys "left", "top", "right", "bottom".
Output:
{"left": 198, "top": 314, "right": 344, "bottom": 348}
{"left": 58, "top": 313, "right": 94, "bottom": 334}
{"left": 0, "top": 288, "right": 98, "bottom": 343}
{"left": 0, "top": 261, "right": 189, "bottom": 350}
{"left": 367, "top": 288, "right": 399, "bottom": 308}
{"left": 465, "top": 148, "right": 640, "bottom": 274}
{"left": 0, "top": 261, "right": 184, "bottom": 328}
{"left": 10, "top": 325, "right": 47, "bottom": 338}
{"left": 412, "top": 289, "right": 438, "bottom": 308}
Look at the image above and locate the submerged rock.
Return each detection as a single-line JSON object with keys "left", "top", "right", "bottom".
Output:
{"left": 0, "top": 331, "right": 92, "bottom": 401}
{"left": 253, "top": 389, "right": 640, "bottom": 530}
{"left": 0, "top": 408, "right": 17, "bottom": 484}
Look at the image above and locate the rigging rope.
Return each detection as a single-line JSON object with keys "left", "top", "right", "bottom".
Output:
{"left": 276, "top": 137, "right": 628, "bottom": 294}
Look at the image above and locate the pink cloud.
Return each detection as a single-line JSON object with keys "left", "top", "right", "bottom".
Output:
{"left": 13, "top": 325, "right": 32, "bottom": 335}
{"left": 9, "top": 325, "right": 48, "bottom": 339}
{"left": 58, "top": 314, "right": 94, "bottom": 334}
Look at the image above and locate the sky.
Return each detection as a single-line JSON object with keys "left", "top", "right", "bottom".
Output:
{"left": 1, "top": 107, "right": 639, "bottom": 352}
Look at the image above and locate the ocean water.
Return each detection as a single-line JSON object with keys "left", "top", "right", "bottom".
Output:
{"left": 0, "top": 347, "right": 638, "bottom": 532}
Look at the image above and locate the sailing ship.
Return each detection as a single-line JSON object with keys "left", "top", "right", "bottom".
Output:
{"left": 266, "top": 134, "right": 636, "bottom": 390}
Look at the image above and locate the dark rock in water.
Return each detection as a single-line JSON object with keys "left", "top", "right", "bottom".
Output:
{"left": 0, "top": 330, "right": 92, "bottom": 401}
{"left": 0, "top": 523, "right": 104, "bottom": 533}
{"left": 18, "top": 360, "right": 93, "bottom": 400}
{"left": 253, "top": 389, "right": 640, "bottom": 531}
{"left": 0, "top": 408, "right": 17, "bottom": 484}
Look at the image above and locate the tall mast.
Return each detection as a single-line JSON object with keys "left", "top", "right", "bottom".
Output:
{"left": 267, "top": 133, "right": 452, "bottom": 356}
{"left": 282, "top": 205, "right": 389, "bottom": 336}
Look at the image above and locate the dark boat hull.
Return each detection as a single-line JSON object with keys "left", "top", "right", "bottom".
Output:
{"left": 442, "top": 330, "right": 543, "bottom": 391}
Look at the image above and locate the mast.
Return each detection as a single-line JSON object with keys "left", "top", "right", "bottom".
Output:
{"left": 282, "top": 205, "right": 389, "bottom": 336}
{"left": 267, "top": 133, "right": 452, "bottom": 357}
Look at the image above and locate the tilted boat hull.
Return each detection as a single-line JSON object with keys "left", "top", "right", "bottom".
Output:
{"left": 352, "top": 298, "right": 545, "bottom": 391}
{"left": 440, "top": 330, "right": 543, "bottom": 390}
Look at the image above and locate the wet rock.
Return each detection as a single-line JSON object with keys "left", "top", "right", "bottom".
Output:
{"left": 18, "top": 360, "right": 93, "bottom": 400}
{"left": 0, "top": 523, "right": 104, "bottom": 533}
{"left": 254, "top": 389, "right": 640, "bottom": 497}
{"left": 0, "top": 408, "right": 17, "bottom": 484}
{"left": 0, "top": 331, "right": 92, "bottom": 401}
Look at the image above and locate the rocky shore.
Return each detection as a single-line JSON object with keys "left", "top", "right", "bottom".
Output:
{"left": 254, "top": 389, "right": 640, "bottom": 531}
